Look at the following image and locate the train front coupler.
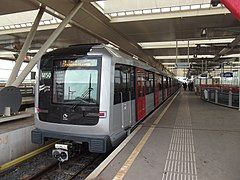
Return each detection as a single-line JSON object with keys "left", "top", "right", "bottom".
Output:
{"left": 52, "top": 142, "right": 73, "bottom": 163}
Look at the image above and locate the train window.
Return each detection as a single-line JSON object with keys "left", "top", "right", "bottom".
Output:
{"left": 155, "top": 74, "right": 161, "bottom": 91}
{"left": 145, "top": 72, "right": 150, "bottom": 94}
{"left": 159, "top": 75, "right": 163, "bottom": 90}
{"left": 137, "top": 81, "right": 141, "bottom": 97}
{"left": 52, "top": 57, "right": 101, "bottom": 105}
{"left": 163, "top": 76, "right": 167, "bottom": 89}
{"left": 114, "top": 65, "right": 122, "bottom": 104}
{"left": 148, "top": 72, "right": 154, "bottom": 94}
{"left": 154, "top": 74, "right": 158, "bottom": 91}
{"left": 121, "top": 67, "right": 129, "bottom": 102}
{"left": 145, "top": 71, "right": 154, "bottom": 94}
{"left": 166, "top": 77, "right": 169, "bottom": 88}
{"left": 114, "top": 64, "right": 135, "bottom": 104}
{"left": 142, "top": 71, "right": 146, "bottom": 96}
{"left": 130, "top": 67, "right": 135, "bottom": 100}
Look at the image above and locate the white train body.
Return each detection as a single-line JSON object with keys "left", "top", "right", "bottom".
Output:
{"left": 32, "top": 44, "right": 180, "bottom": 153}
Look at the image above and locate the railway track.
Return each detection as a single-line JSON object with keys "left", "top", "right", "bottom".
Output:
{"left": 24, "top": 152, "right": 106, "bottom": 180}
{"left": 0, "top": 144, "right": 108, "bottom": 180}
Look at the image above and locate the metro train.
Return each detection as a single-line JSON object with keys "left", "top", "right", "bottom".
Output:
{"left": 32, "top": 44, "right": 180, "bottom": 158}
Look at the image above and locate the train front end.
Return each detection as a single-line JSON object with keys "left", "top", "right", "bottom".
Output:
{"left": 31, "top": 45, "right": 111, "bottom": 153}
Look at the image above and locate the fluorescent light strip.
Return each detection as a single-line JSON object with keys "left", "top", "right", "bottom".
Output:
{"left": 162, "top": 63, "right": 176, "bottom": 65}
{"left": 109, "top": 3, "right": 223, "bottom": 17}
{"left": 0, "top": 19, "right": 65, "bottom": 31}
{"left": 155, "top": 54, "right": 240, "bottom": 60}
{"left": 139, "top": 38, "right": 234, "bottom": 49}
{"left": 223, "top": 54, "right": 240, "bottom": 58}
{"left": 155, "top": 55, "right": 214, "bottom": 59}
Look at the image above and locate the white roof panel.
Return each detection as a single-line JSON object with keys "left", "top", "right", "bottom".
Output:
{"left": 0, "top": 10, "right": 53, "bottom": 27}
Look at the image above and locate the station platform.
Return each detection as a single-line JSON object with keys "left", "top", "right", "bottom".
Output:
{"left": 88, "top": 91, "right": 240, "bottom": 180}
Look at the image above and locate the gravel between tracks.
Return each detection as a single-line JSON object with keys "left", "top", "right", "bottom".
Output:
{"left": 0, "top": 149, "right": 108, "bottom": 180}
{"left": 0, "top": 149, "right": 57, "bottom": 180}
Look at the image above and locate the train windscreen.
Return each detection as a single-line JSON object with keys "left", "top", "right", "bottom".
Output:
{"left": 52, "top": 58, "right": 101, "bottom": 105}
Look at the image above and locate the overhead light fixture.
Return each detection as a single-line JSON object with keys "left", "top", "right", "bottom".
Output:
{"left": 161, "top": 7, "right": 171, "bottom": 13}
{"left": 154, "top": 54, "right": 240, "bottom": 60}
{"left": 110, "top": 13, "right": 117, "bottom": 17}
{"left": 26, "top": 22, "right": 32, "bottom": 27}
{"left": 152, "top": 9, "right": 161, "bottom": 13}
{"left": 143, "top": 9, "right": 151, "bottom": 14}
{"left": 138, "top": 38, "right": 234, "bottom": 49}
{"left": 117, "top": 12, "right": 125, "bottom": 16}
{"left": 20, "top": 24, "right": 27, "bottom": 27}
{"left": 134, "top": 10, "right": 142, "bottom": 15}
{"left": 126, "top": 11, "right": 134, "bottom": 16}
{"left": 171, "top": 7, "right": 181, "bottom": 11}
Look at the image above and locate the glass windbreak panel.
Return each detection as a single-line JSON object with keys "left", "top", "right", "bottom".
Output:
{"left": 53, "top": 58, "right": 100, "bottom": 105}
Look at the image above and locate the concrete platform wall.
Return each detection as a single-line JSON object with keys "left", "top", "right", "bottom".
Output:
{"left": 0, "top": 125, "right": 40, "bottom": 165}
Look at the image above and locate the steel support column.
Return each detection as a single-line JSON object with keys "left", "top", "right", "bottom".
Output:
{"left": 239, "top": 57, "right": 240, "bottom": 111}
{"left": 175, "top": 40, "right": 178, "bottom": 64}
{"left": 12, "top": 2, "right": 84, "bottom": 87}
{"left": 6, "top": 6, "right": 45, "bottom": 86}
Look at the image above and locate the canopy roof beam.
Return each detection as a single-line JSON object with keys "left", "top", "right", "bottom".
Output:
{"left": 6, "top": 6, "right": 45, "bottom": 86}
{"left": 12, "top": 1, "right": 84, "bottom": 87}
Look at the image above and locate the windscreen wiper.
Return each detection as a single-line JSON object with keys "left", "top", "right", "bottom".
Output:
{"left": 70, "top": 98, "right": 88, "bottom": 112}
{"left": 88, "top": 73, "right": 92, "bottom": 102}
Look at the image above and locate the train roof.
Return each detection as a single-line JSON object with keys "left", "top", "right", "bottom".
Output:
{"left": 42, "top": 43, "right": 101, "bottom": 59}
{"left": 42, "top": 43, "right": 173, "bottom": 78}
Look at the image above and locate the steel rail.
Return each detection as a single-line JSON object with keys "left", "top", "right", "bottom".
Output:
{"left": 0, "top": 141, "right": 57, "bottom": 172}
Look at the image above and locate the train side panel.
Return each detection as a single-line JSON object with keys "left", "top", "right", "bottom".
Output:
{"left": 146, "top": 93, "right": 154, "bottom": 114}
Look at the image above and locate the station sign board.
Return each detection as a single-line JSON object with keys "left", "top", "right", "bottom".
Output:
{"left": 175, "top": 62, "right": 190, "bottom": 69}
{"left": 221, "top": 72, "right": 233, "bottom": 77}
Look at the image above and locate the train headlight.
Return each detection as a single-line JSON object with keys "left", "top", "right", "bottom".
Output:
{"left": 52, "top": 149, "right": 69, "bottom": 162}
{"left": 60, "top": 151, "right": 67, "bottom": 160}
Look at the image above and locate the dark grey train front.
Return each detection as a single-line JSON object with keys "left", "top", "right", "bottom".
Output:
{"left": 32, "top": 44, "right": 180, "bottom": 153}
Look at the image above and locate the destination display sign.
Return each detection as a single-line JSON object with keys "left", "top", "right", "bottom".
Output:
{"left": 56, "top": 59, "right": 98, "bottom": 68}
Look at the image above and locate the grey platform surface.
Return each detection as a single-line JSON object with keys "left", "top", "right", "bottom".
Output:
{"left": 0, "top": 117, "right": 33, "bottom": 134}
{"left": 97, "top": 91, "right": 240, "bottom": 180}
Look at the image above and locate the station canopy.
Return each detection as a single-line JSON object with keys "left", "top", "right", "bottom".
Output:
{"left": 0, "top": 0, "right": 239, "bottom": 78}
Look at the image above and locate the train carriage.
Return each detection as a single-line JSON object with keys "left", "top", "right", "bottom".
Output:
{"left": 32, "top": 44, "right": 180, "bottom": 155}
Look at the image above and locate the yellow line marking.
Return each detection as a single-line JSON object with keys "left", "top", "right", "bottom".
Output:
{"left": 113, "top": 92, "right": 179, "bottom": 180}
{"left": 0, "top": 141, "right": 57, "bottom": 172}
{"left": 86, "top": 125, "right": 142, "bottom": 180}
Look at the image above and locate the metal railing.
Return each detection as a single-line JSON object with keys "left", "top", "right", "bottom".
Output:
{"left": 201, "top": 88, "right": 239, "bottom": 109}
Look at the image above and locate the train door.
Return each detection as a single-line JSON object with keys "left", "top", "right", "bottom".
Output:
{"left": 162, "top": 76, "right": 165, "bottom": 100}
{"left": 160, "top": 75, "right": 163, "bottom": 103}
{"left": 114, "top": 64, "right": 131, "bottom": 131}
{"left": 165, "top": 77, "right": 168, "bottom": 99}
{"left": 168, "top": 78, "right": 171, "bottom": 95}
{"left": 121, "top": 66, "right": 131, "bottom": 129}
{"left": 154, "top": 74, "right": 160, "bottom": 106}
{"left": 136, "top": 68, "right": 146, "bottom": 121}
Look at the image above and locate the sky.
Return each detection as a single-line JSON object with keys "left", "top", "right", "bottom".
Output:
{"left": 0, "top": 60, "right": 37, "bottom": 82}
